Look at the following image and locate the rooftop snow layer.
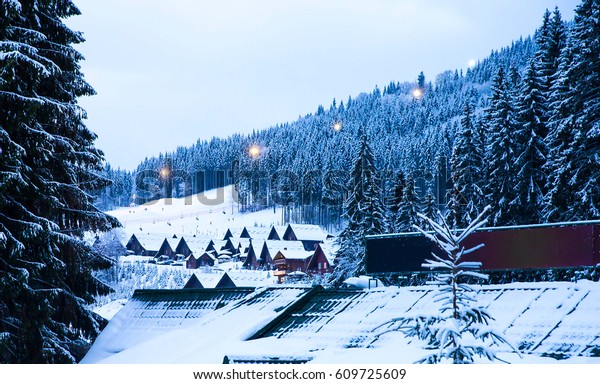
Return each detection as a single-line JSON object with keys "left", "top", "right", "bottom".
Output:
{"left": 82, "top": 281, "right": 600, "bottom": 364}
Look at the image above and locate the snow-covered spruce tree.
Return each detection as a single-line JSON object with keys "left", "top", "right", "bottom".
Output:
{"left": 510, "top": 59, "right": 548, "bottom": 225}
{"left": 398, "top": 207, "right": 516, "bottom": 364}
{"left": 483, "top": 67, "right": 519, "bottom": 226}
{"left": 0, "top": 1, "right": 120, "bottom": 363}
{"left": 546, "top": 0, "right": 600, "bottom": 221}
{"left": 395, "top": 175, "right": 420, "bottom": 233}
{"left": 448, "top": 102, "right": 485, "bottom": 229}
{"left": 385, "top": 170, "right": 405, "bottom": 233}
{"left": 330, "top": 135, "right": 386, "bottom": 285}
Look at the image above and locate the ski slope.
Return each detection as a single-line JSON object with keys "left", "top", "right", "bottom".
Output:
{"left": 107, "top": 185, "right": 284, "bottom": 239}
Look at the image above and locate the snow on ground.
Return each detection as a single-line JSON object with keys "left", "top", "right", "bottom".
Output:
{"left": 106, "top": 185, "right": 286, "bottom": 240}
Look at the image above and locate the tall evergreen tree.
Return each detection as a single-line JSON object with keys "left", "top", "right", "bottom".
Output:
{"left": 331, "top": 136, "right": 385, "bottom": 284}
{"left": 0, "top": 1, "right": 119, "bottom": 363}
{"left": 510, "top": 59, "right": 548, "bottom": 224}
{"left": 449, "top": 102, "right": 485, "bottom": 228}
{"left": 395, "top": 175, "right": 421, "bottom": 232}
{"left": 386, "top": 170, "right": 406, "bottom": 232}
{"left": 546, "top": 0, "right": 600, "bottom": 221}
{"left": 483, "top": 67, "right": 520, "bottom": 225}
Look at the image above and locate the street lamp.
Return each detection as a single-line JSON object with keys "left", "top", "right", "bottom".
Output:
{"left": 333, "top": 122, "right": 342, "bottom": 131}
{"left": 248, "top": 144, "right": 261, "bottom": 158}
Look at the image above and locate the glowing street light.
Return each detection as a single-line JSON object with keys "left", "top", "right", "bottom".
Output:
{"left": 248, "top": 144, "right": 261, "bottom": 158}
{"left": 160, "top": 167, "right": 170, "bottom": 178}
{"left": 333, "top": 122, "right": 342, "bottom": 131}
{"left": 412, "top": 88, "right": 423, "bottom": 99}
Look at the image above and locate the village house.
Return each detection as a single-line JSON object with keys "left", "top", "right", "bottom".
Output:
{"left": 272, "top": 249, "right": 314, "bottom": 283}
{"left": 281, "top": 224, "right": 330, "bottom": 251}
{"left": 305, "top": 243, "right": 336, "bottom": 275}
{"left": 255, "top": 240, "right": 306, "bottom": 270}
{"left": 125, "top": 233, "right": 169, "bottom": 256}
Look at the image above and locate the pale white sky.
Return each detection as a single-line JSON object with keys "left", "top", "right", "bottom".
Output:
{"left": 66, "top": 0, "right": 578, "bottom": 170}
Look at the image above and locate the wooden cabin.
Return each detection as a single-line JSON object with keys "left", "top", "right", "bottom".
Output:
{"left": 215, "top": 272, "right": 236, "bottom": 288}
{"left": 156, "top": 237, "right": 178, "bottom": 260}
{"left": 282, "top": 224, "right": 329, "bottom": 251}
{"left": 242, "top": 240, "right": 263, "bottom": 269}
{"left": 272, "top": 249, "right": 314, "bottom": 283}
{"left": 258, "top": 240, "right": 306, "bottom": 270}
{"left": 183, "top": 274, "right": 204, "bottom": 289}
{"left": 125, "top": 233, "right": 167, "bottom": 256}
{"left": 306, "top": 243, "right": 336, "bottom": 275}
{"left": 186, "top": 250, "right": 216, "bottom": 269}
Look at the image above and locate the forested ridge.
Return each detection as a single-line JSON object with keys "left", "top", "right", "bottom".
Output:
{"left": 99, "top": 2, "right": 598, "bottom": 233}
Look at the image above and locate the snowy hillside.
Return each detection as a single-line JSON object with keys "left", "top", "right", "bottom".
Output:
{"left": 107, "top": 185, "right": 285, "bottom": 240}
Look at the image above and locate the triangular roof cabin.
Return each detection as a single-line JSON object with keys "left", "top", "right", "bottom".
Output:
{"left": 183, "top": 274, "right": 204, "bottom": 289}
{"left": 239, "top": 227, "right": 251, "bottom": 238}
{"left": 241, "top": 226, "right": 272, "bottom": 240}
{"left": 282, "top": 224, "right": 329, "bottom": 251}
{"left": 156, "top": 238, "right": 176, "bottom": 259}
{"left": 215, "top": 272, "right": 236, "bottom": 288}
{"left": 176, "top": 236, "right": 212, "bottom": 257}
{"left": 205, "top": 239, "right": 216, "bottom": 253}
{"left": 220, "top": 238, "right": 237, "bottom": 254}
{"left": 222, "top": 229, "right": 234, "bottom": 240}
{"left": 126, "top": 233, "right": 167, "bottom": 256}
{"left": 267, "top": 225, "right": 287, "bottom": 240}
{"left": 259, "top": 240, "right": 305, "bottom": 267}
{"left": 242, "top": 240, "right": 263, "bottom": 269}
{"left": 306, "top": 243, "right": 336, "bottom": 275}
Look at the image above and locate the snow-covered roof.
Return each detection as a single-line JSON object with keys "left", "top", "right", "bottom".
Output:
{"left": 263, "top": 240, "right": 306, "bottom": 256}
{"left": 317, "top": 241, "right": 339, "bottom": 265}
{"left": 82, "top": 281, "right": 600, "bottom": 364}
{"left": 286, "top": 224, "right": 329, "bottom": 241}
{"left": 274, "top": 249, "right": 314, "bottom": 261}
{"left": 242, "top": 226, "right": 273, "bottom": 240}
{"left": 132, "top": 233, "right": 169, "bottom": 251}
{"left": 163, "top": 237, "right": 179, "bottom": 250}
{"left": 268, "top": 225, "right": 287, "bottom": 240}
{"left": 82, "top": 286, "right": 312, "bottom": 363}
{"left": 175, "top": 236, "right": 207, "bottom": 256}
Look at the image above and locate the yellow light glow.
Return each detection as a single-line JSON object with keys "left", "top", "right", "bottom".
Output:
{"left": 160, "top": 168, "right": 169, "bottom": 178}
{"left": 249, "top": 145, "right": 261, "bottom": 158}
{"left": 412, "top": 88, "right": 423, "bottom": 99}
{"left": 333, "top": 122, "right": 342, "bottom": 131}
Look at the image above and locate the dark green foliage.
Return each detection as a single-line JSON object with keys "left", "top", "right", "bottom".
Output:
{"left": 0, "top": 0, "right": 119, "bottom": 363}
{"left": 331, "top": 136, "right": 386, "bottom": 285}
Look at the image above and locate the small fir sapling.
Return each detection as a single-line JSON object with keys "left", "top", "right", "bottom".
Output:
{"left": 397, "top": 206, "right": 519, "bottom": 363}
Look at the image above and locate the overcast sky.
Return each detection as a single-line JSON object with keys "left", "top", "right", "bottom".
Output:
{"left": 66, "top": 0, "right": 578, "bottom": 170}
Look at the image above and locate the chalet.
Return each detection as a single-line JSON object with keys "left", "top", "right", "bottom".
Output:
{"left": 155, "top": 237, "right": 178, "bottom": 260}
{"left": 223, "top": 228, "right": 242, "bottom": 240}
{"left": 125, "top": 233, "right": 167, "bottom": 256}
{"left": 267, "top": 225, "right": 287, "bottom": 240}
{"left": 282, "top": 224, "right": 329, "bottom": 251}
{"left": 215, "top": 272, "right": 236, "bottom": 288}
{"left": 242, "top": 240, "right": 263, "bottom": 269}
{"left": 186, "top": 251, "right": 216, "bottom": 269}
{"left": 205, "top": 239, "right": 217, "bottom": 253}
{"left": 240, "top": 226, "right": 272, "bottom": 240}
{"left": 183, "top": 274, "right": 204, "bottom": 289}
{"left": 175, "top": 235, "right": 213, "bottom": 258}
{"left": 305, "top": 243, "right": 336, "bottom": 275}
{"left": 257, "top": 240, "right": 306, "bottom": 269}
{"left": 272, "top": 249, "right": 314, "bottom": 283}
